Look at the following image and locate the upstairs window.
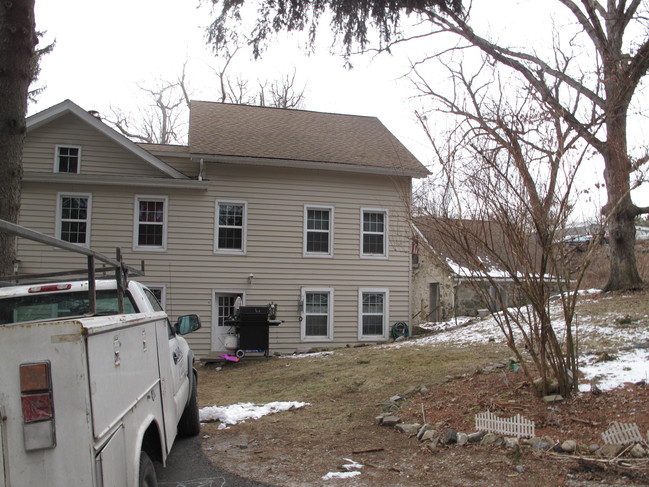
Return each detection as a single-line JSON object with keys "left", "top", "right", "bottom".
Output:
{"left": 304, "top": 206, "right": 333, "bottom": 256}
{"left": 55, "top": 146, "right": 81, "bottom": 173}
{"left": 361, "top": 209, "right": 388, "bottom": 257}
{"left": 57, "top": 193, "right": 91, "bottom": 245}
{"left": 134, "top": 196, "right": 167, "bottom": 251}
{"left": 215, "top": 201, "right": 246, "bottom": 253}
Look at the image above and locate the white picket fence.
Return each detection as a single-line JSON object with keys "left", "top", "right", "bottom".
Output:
{"left": 475, "top": 411, "right": 535, "bottom": 438}
{"left": 602, "top": 422, "right": 644, "bottom": 445}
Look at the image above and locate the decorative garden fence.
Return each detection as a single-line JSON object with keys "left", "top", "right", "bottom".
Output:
{"left": 602, "top": 422, "right": 644, "bottom": 445}
{"left": 475, "top": 411, "right": 535, "bottom": 438}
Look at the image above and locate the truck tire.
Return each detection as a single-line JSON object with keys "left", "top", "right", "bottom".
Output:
{"left": 178, "top": 374, "right": 200, "bottom": 437}
{"left": 139, "top": 451, "right": 158, "bottom": 487}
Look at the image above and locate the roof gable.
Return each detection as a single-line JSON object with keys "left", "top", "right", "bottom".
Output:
{"left": 189, "top": 101, "right": 429, "bottom": 178}
{"left": 27, "top": 100, "right": 188, "bottom": 180}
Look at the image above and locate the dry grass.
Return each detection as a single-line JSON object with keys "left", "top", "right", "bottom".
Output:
{"left": 198, "top": 342, "right": 510, "bottom": 423}
{"left": 194, "top": 265, "right": 649, "bottom": 486}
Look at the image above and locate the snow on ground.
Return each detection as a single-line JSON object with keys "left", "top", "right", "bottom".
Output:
{"left": 580, "top": 348, "right": 649, "bottom": 392}
{"left": 322, "top": 458, "right": 364, "bottom": 480}
{"left": 383, "top": 290, "right": 649, "bottom": 392}
{"left": 280, "top": 351, "right": 336, "bottom": 359}
{"left": 199, "top": 401, "right": 309, "bottom": 429}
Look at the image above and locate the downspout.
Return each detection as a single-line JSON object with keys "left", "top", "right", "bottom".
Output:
{"left": 198, "top": 158, "right": 204, "bottom": 181}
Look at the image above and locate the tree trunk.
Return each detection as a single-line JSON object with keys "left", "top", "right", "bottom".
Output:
{"left": 601, "top": 78, "right": 643, "bottom": 292}
{"left": 604, "top": 196, "right": 641, "bottom": 291}
{"left": 0, "top": 0, "right": 36, "bottom": 278}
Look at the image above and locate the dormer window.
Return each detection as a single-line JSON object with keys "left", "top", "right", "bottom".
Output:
{"left": 55, "top": 145, "right": 81, "bottom": 173}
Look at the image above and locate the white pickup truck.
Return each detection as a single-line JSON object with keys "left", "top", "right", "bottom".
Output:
{"left": 0, "top": 278, "right": 201, "bottom": 487}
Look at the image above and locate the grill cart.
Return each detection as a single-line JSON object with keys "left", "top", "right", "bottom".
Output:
{"left": 223, "top": 300, "right": 282, "bottom": 359}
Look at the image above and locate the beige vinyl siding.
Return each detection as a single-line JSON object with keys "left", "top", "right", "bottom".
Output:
{"left": 23, "top": 113, "right": 167, "bottom": 178}
{"left": 160, "top": 156, "right": 199, "bottom": 179}
{"left": 18, "top": 150, "right": 413, "bottom": 358}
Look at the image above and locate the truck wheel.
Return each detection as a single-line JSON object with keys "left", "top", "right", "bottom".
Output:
{"left": 139, "top": 451, "right": 158, "bottom": 487}
{"left": 178, "top": 374, "right": 200, "bottom": 437}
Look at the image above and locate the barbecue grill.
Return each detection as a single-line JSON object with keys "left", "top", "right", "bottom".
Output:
{"left": 224, "top": 301, "right": 282, "bottom": 358}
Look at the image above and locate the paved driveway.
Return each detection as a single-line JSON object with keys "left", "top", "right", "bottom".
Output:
{"left": 156, "top": 435, "right": 274, "bottom": 487}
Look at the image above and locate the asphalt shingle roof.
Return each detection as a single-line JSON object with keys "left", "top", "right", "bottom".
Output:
{"left": 188, "top": 101, "right": 429, "bottom": 177}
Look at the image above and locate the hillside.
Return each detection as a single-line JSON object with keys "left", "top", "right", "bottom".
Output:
{"left": 196, "top": 288, "right": 649, "bottom": 486}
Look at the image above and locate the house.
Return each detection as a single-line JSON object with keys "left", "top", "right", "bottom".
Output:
{"left": 411, "top": 216, "right": 535, "bottom": 320}
{"left": 17, "top": 99, "right": 429, "bottom": 358}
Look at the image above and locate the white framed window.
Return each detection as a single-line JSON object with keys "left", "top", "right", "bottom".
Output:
{"left": 134, "top": 195, "right": 168, "bottom": 251}
{"left": 54, "top": 145, "right": 81, "bottom": 173}
{"left": 215, "top": 201, "right": 247, "bottom": 254}
{"left": 361, "top": 208, "right": 388, "bottom": 258}
{"left": 304, "top": 205, "right": 333, "bottom": 257}
{"left": 146, "top": 285, "right": 167, "bottom": 311}
{"left": 301, "top": 287, "right": 334, "bottom": 341}
{"left": 358, "top": 288, "right": 389, "bottom": 340}
{"left": 56, "top": 193, "right": 91, "bottom": 246}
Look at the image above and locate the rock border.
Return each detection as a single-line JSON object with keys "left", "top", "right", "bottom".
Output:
{"left": 376, "top": 365, "right": 649, "bottom": 461}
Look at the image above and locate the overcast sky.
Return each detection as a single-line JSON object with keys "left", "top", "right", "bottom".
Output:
{"left": 30, "top": 0, "right": 648, "bottom": 218}
{"left": 31, "top": 0, "right": 430, "bottom": 160}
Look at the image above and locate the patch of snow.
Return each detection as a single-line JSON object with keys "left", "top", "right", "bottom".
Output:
{"left": 579, "top": 348, "right": 649, "bottom": 392}
{"left": 342, "top": 458, "right": 363, "bottom": 470}
{"left": 281, "top": 351, "right": 335, "bottom": 359}
{"left": 199, "top": 401, "right": 309, "bottom": 429}
{"left": 322, "top": 471, "right": 362, "bottom": 480}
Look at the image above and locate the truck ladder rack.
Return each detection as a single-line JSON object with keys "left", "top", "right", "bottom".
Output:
{"left": 0, "top": 218, "right": 144, "bottom": 314}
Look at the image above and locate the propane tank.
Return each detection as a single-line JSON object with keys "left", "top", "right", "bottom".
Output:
{"left": 224, "top": 334, "right": 238, "bottom": 351}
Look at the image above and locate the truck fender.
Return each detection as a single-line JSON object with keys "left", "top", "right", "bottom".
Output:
{"left": 186, "top": 350, "right": 196, "bottom": 408}
{"left": 137, "top": 416, "right": 165, "bottom": 467}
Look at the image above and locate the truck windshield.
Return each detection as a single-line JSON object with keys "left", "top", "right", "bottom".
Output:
{"left": 0, "top": 290, "right": 138, "bottom": 325}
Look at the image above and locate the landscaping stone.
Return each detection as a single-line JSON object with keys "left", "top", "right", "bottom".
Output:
{"left": 444, "top": 428, "right": 458, "bottom": 445}
{"left": 417, "top": 424, "right": 432, "bottom": 440}
{"left": 561, "top": 440, "right": 577, "bottom": 453}
{"left": 629, "top": 443, "right": 646, "bottom": 458}
{"left": 504, "top": 437, "right": 519, "bottom": 450}
{"left": 381, "top": 400, "right": 400, "bottom": 413}
{"left": 543, "top": 394, "right": 564, "bottom": 404}
{"left": 381, "top": 415, "right": 401, "bottom": 427}
{"left": 481, "top": 433, "right": 499, "bottom": 446}
{"left": 403, "top": 386, "right": 418, "bottom": 397}
{"left": 588, "top": 444, "right": 599, "bottom": 454}
{"left": 468, "top": 431, "right": 486, "bottom": 443}
{"left": 396, "top": 423, "right": 421, "bottom": 436}
{"left": 420, "top": 429, "right": 440, "bottom": 443}
{"left": 533, "top": 377, "right": 559, "bottom": 394}
{"left": 529, "top": 437, "right": 553, "bottom": 451}
{"left": 596, "top": 444, "right": 624, "bottom": 458}
{"left": 457, "top": 432, "right": 468, "bottom": 446}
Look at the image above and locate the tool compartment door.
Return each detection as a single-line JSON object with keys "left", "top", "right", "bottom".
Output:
{"left": 86, "top": 315, "right": 163, "bottom": 440}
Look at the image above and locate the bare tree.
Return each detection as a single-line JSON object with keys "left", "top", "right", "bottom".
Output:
{"left": 208, "top": 0, "right": 648, "bottom": 292}
{"left": 106, "top": 52, "right": 307, "bottom": 145}
{"left": 412, "top": 56, "right": 602, "bottom": 396}
{"left": 212, "top": 49, "right": 306, "bottom": 108}
{"left": 106, "top": 64, "right": 191, "bottom": 145}
{"left": 417, "top": 2, "right": 649, "bottom": 292}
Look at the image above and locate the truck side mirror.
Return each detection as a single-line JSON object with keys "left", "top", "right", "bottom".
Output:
{"left": 175, "top": 314, "right": 201, "bottom": 335}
